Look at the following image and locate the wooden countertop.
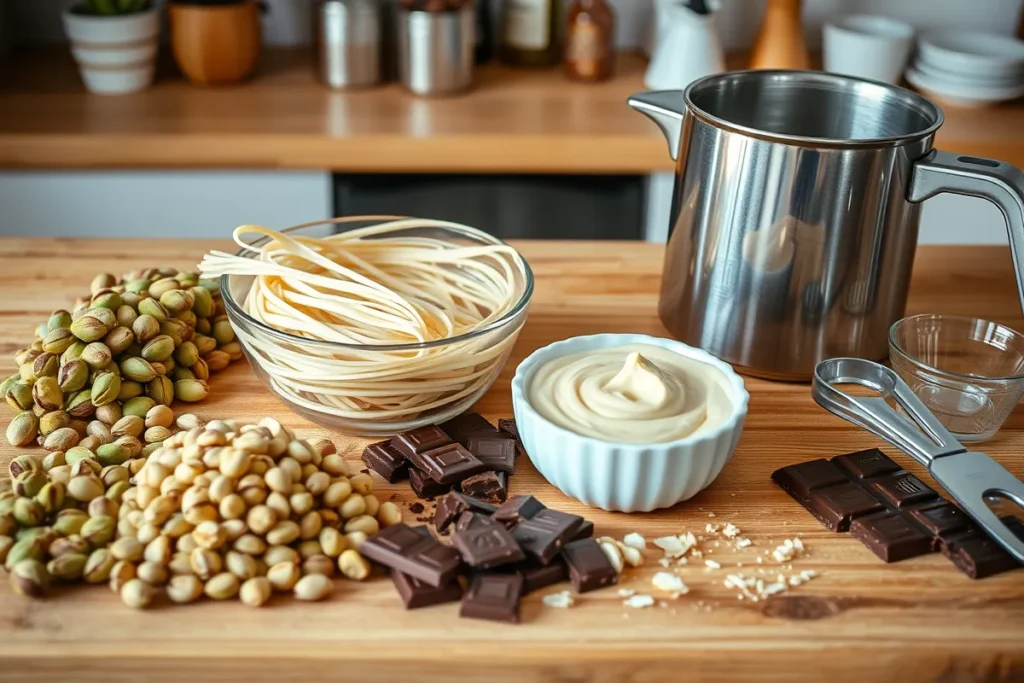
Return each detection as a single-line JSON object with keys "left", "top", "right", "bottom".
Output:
{"left": 1, "top": 49, "right": 1024, "bottom": 173}
{"left": 0, "top": 239, "right": 1022, "bottom": 682}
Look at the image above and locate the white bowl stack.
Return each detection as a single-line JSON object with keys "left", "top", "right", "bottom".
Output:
{"left": 905, "top": 31, "right": 1024, "bottom": 107}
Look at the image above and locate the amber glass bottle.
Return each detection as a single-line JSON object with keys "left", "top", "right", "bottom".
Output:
{"left": 564, "top": 0, "right": 615, "bottom": 82}
{"left": 499, "top": 0, "right": 561, "bottom": 67}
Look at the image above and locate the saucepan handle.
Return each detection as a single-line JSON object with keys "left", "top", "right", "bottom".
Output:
{"left": 908, "top": 150, "right": 1024, "bottom": 315}
{"left": 811, "top": 357, "right": 964, "bottom": 467}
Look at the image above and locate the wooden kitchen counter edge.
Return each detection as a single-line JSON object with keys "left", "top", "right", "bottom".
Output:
{"left": 1, "top": 49, "right": 1022, "bottom": 172}
{"left": 0, "top": 239, "right": 1021, "bottom": 683}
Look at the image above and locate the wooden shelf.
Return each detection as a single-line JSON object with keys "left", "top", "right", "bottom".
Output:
{"left": 1, "top": 48, "right": 1023, "bottom": 173}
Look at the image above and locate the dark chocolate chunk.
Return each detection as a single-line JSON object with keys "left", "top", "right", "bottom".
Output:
{"left": 493, "top": 495, "right": 546, "bottom": 528}
{"left": 512, "top": 508, "right": 583, "bottom": 564}
{"left": 562, "top": 538, "right": 618, "bottom": 593}
{"left": 465, "top": 434, "right": 517, "bottom": 475}
{"left": 571, "top": 519, "right": 595, "bottom": 541}
{"left": 359, "top": 523, "right": 462, "bottom": 588}
{"left": 459, "top": 471, "right": 508, "bottom": 505}
{"left": 497, "top": 418, "right": 519, "bottom": 440}
{"left": 868, "top": 472, "right": 938, "bottom": 509}
{"left": 410, "top": 442, "right": 487, "bottom": 485}
{"left": 452, "top": 514, "right": 525, "bottom": 569}
{"left": 518, "top": 558, "right": 568, "bottom": 594}
{"left": 439, "top": 412, "right": 497, "bottom": 445}
{"left": 808, "top": 482, "right": 885, "bottom": 531}
{"left": 391, "top": 425, "right": 452, "bottom": 459}
{"left": 408, "top": 502, "right": 425, "bottom": 514}
{"left": 941, "top": 530, "right": 1021, "bottom": 579}
{"left": 391, "top": 569, "right": 464, "bottom": 609}
{"left": 409, "top": 467, "right": 452, "bottom": 499}
{"left": 361, "top": 440, "right": 410, "bottom": 483}
{"left": 460, "top": 573, "right": 524, "bottom": 623}
{"left": 831, "top": 448, "right": 902, "bottom": 480}
{"left": 455, "top": 511, "right": 491, "bottom": 532}
{"left": 433, "top": 491, "right": 497, "bottom": 533}
{"left": 850, "top": 512, "right": 934, "bottom": 562}
{"left": 771, "top": 459, "right": 849, "bottom": 504}
{"left": 908, "top": 502, "right": 973, "bottom": 547}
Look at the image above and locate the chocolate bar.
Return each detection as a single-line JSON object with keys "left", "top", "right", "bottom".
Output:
{"left": 433, "top": 491, "right": 497, "bottom": 533}
{"left": 465, "top": 434, "right": 517, "bottom": 475}
{"left": 868, "top": 472, "right": 938, "bottom": 509}
{"left": 361, "top": 440, "right": 409, "bottom": 483}
{"left": 908, "top": 502, "right": 973, "bottom": 549}
{"left": 439, "top": 412, "right": 496, "bottom": 446}
{"left": 493, "top": 495, "right": 546, "bottom": 528}
{"left": 391, "top": 569, "right": 464, "bottom": 609}
{"left": 850, "top": 512, "right": 933, "bottom": 562}
{"left": 460, "top": 573, "right": 524, "bottom": 623}
{"left": 808, "top": 482, "right": 885, "bottom": 532}
{"left": 497, "top": 418, "right": 519, "bottom": 441}
{"left": 411, "top": 443, "right": 487, "bottom": 485}
{"left": 409, "top": 467, "right": 451, "bottom": 499}
{"left": 452, "top": 514, "right": 525, "bottom": 569}
{"left": 771, "top": 458, "right": 848, "bottom": 504}
{"left": 512, "top": 508, "right": 582, "bottom": 564}
{"left": 832, "top": 448, "right": 902, "bottom": 480}
{"left": 391, "top": 425, "right": 451, "bottom": 459}
{"left": 562, "top": 538, "right": 618, "bottom": 593}
{"left": 517, "top": 559, "right": 567, "bottom": 594}
{"left": 940, "top": 529, "right": 1021, "bottom": 579}
{"left": 459, "top": 471, "right": 508, "bottom": 505}
{"left": 359, "top": 523, "right": 461, "bottom": 588}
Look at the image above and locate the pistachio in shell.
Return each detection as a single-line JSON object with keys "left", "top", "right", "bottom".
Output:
{"left": 190, "top": 286, "right": 214, "bottom": 318}
{"left": 42, "top": 427, "right": 79, "bottom": 452}
{"left": 9, "top": 454, "right": 41, "bottom": 478}
{"left": 146, "top": 376, "right": 174, "bottom": 407}
{"left": 18, "top": 363, "right": 35, "bottom": 382}
{"left": 125, "top": 278, "right": 150, "bottom": 295}
{"left": 132, "top": 314, "right": 161, "bottom": 343}
{"left": 12, "top": 497, "right": 44, "bottom": 526}
{"left": 173, "top": 367, "right": 196, "bottom": 382}
{"left": 120, "top": 357, "right": 157, "bottom": 383}
{"left": 6, "top": 411, "right": 39, "bottom": 447}
{"left": 174, "top": 341, "right": 199, "bottom": 368}
{"left": 195, "top": 318, "right": 212, "bottom": 336}
{"left": 174, "top": 378, "right": 209, "bottom": 403}
{"left": 56, "top": 359, "right": 89, "bottom": 394}
{"left": 91, "top": 290, "right": 122, "bottom": 311}
{"left": 122, "top": 396, "right": 156, "bottom": 418}
{"left": 41, "top": 450, "right": 66, "bottom": 472}
{"left": 137, "top": 298, "right": 169, "bottom": 322}
{"left": 90, "top": 273, "right": 117, "bottom": 295}
{"left": 193, "top": 334, "right": 217, "bottom": 356}
{"left": 104, "top": 326, "right": 135, "bottom": 356}
{"left": 42, "top": 328, "right": 75, "bottom": 355}
{"left": 69, "top": 315, "right": 108, "bottom": 343}
{"left": 117, "top": 380, "right": 144, "bottom": 402}
{"left": 10, "top": 559, "right": 49, "bottom": 598}
{"left": 47, "top": 553, "right": 87, "bottom": 581}
{"left": 87, "top": 307, "right": 116, "bottom": 330}
{"left": 5, "top": 381, "right": 34, "bottom": 412}
{"left": 65, "top": 390, "right": 96, "bottom": 419}
{"left": 94, "top": 402, "right": 122, "bottom": 426}
{"left": 14, "top": 470, "right": 47, "bottom": 498}
{"left": 219, "top": 342, "right": 243, "bottom": 362}
{"left": 148, "top": 277, "right": 180, "bottom": 299}
{"left": 53, "top": 509, "right": 88, "bottom": 537}
{"left": 31, "top": 353, "right": 59, "bottom": 379}
{"left": 204, "top": 350, "right": 231, "bottom": 372}
{"left": 140, "top": 335, "right": 175, "bottom": 363}
{"left": 83, "top": 548, "right": 116, "bottom": 583}
{"left": 47, "top": 310, "right": 73, "bottom": 333}
{"left": 79, "top": 342, "right": 112, "bottom": 369}
{"left": 31, "top": 377, "right": 63, "bottom": 413}
{"left": 90, "top": 372, "right": 121, "bottom": 407}
{"left": 39, "top": 410, "right": 71, "bottom": 436}
{"left": 159, "top": 319, "right": 188, "bottom": 346}
{"left": 212, "top": 320, "right": 236, "bottom": 346}
{"left": 60, "top": 340, "right": 87, "bottom": 364}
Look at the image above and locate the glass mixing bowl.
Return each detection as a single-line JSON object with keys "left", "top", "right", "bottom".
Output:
{"left": 220, "top": 218, "right": 533, "bottom": 437}
{"left": 889, "top": 314, "right": 1024, "bottom": 442}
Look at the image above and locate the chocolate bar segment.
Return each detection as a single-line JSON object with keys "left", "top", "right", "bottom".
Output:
{"left": 771, "top": 459, "right": 849, "bottom": 503}
{"left": 850, "top": 512, "right": 933, "bottom": 562}
{"left": 460, "top": 573, "right": 524, "bottom": 623}
{"left": 562, "top": 538, "right": 618, "bottom": 593}
{"left": 832, "top": 448, "right": 901, "bottom": 480}
{"left": 360, "top": 523, "right": 462, "bottom": 588}
{"left": 571, "top": 519, "right": 595, "bottom": 541}
{"left": 493, "top": 495, "right": 546, "bottom": 528}
{"left": 517, "top": 559, "right": 568, "bottom": 595}
{"left": 391, "top": 425, "right": 452, "bottom": 459}
{"left": 361, "top": 440, "right": 409, "bottom": 483}
{"left": 497, "top": 418, "right": 519, "bottom": 440}
{"left": 411, "top": 443, "right": 487, "bottom": 485}
{"left": 465, "top": 434, "right": 517, "bottom": 475}
{"left": 868, "top": 472, "right": 938, "bottom": 509}
{"left": 940, "top": 529, "right": 1021, "bottom": 579}
{"left": 908, "top": 502, "right": 973, "bottom": 548}
{"left": 391, "top": 569, "right": 464, "bottom": 609}
{"left": 808, "top": 482, "right": 885, "bottom": 531}
{"left": 452, "top": 515, "right": 525, "bottom": 569}
{"left": 434, "top": 491, "right": 497, "bottom": 533}
{"left": 439, "top": 412, "right": 496, "bottom": 446}
{"left": 409, "top": 467, "right": 452, "bottom": 499}
{"left": 512, "top": 508, "right": 582, "bottom": 564}
{"left": 459, "top": 471, "right": 508, "bottom": 505}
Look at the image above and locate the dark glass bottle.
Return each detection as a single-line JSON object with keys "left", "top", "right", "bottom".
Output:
{"left": 475, "top": 0, "right": 493, "bottom": 63}
{"left": 498, "top": 0, "right": 560, "bottom": 67}
{"left": 564, "top": 0, "right": 614, "bottom": 82}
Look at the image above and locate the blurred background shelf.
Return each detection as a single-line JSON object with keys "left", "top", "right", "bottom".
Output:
{"left": 2, "top": 48, "right": 1023, "bottom": 173}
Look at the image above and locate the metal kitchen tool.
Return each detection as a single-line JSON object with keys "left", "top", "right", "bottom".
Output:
{"left": 812, "top": 357, "right": 1024, "bottom": 562}
{"left": 398, "top": 5, "right": 474, "bottom": 96}
{"left": 316, "top": 0, "right": 381, "bottom": 89}
{"left": 629, "top": 70, "right": 1024, "bottom": 381}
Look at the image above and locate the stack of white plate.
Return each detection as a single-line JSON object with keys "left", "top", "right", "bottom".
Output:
{"left": 905, "top": 31, "right": 1024, "bottom": 107}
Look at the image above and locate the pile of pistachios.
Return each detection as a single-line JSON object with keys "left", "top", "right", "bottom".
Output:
{"left": 2, "top": 268, "right": 242, "bottom": 449}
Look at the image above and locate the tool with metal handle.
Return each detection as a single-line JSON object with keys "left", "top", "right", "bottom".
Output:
{"left": 812, "top": 357, "right": 1024, "bottom": 562}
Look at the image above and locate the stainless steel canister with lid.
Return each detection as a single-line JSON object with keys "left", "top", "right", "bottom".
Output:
{"left": 316, "top": 0, "right": 381, "bottom": 89}
{"left": 398, "top": 5, "right": 475, "bottom": 96}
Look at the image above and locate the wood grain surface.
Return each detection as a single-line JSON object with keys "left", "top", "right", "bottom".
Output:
{"left": 1, "top": 49, "right": 1024, "bottom": 172}
{"left": 0, "top": 239, "right": 1022, "bottom": 683}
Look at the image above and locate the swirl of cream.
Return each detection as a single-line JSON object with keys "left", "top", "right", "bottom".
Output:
{"left": 528, "top": 344, "right": 733, "bottom": 444}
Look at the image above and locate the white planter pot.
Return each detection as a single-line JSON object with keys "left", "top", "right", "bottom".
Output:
{"left": 62, "top": 6, "right": 160, "bottom": 95}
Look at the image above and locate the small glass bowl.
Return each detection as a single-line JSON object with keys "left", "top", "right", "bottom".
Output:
{"left": 889, "top": 314, "right": 1024, "bottom": 442}
{"left": 221, "top": 218, "right": 533, "bottom": 437}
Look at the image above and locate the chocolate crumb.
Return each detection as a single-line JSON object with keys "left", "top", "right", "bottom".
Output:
{"left": 409, "top": 502, "right": 425, "bottom": 514}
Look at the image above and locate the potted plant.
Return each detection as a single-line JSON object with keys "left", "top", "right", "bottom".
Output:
{"left": 169, "top": 0, "right": 263, "bottom": 86}
{"left": 62, "top": 0, "right": 160, "bottom": 95}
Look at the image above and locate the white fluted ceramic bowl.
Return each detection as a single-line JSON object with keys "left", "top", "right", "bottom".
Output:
{"left": 511, "top": 334, "right": 749, "bottom": 513}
